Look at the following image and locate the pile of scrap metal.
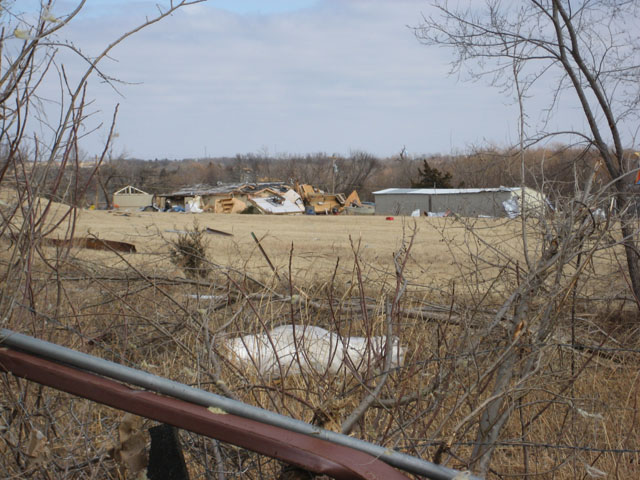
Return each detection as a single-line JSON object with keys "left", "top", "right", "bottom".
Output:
{"left": 295, "top": 183, "right": 366, "bottom": 215}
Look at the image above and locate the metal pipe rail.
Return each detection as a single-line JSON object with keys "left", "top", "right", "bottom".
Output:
{"left": 0, "top": 328, "right": 479, "bottom": 480}
{"left": 0, "top": 347, "right": 408, "bottom": 479}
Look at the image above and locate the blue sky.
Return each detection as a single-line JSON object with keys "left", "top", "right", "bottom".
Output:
{"left": 12, "top": 1, "right": 591, "bottom": 160}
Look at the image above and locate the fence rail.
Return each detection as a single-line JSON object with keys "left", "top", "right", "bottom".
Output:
{"left": 0, "top": 328, "right": 479, "bottom": 480}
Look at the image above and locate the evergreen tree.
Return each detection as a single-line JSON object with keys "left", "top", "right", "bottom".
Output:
{"left": 411, "top": 159, "right": 453, "bottom": 188}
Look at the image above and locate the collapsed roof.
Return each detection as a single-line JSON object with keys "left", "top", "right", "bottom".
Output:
{"left": 159, "top": 182, "right": 288, "bottom": 197}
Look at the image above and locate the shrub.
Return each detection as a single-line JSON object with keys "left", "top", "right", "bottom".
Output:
{"left": 169, "top": 223, "right": 210, "bottom": 278}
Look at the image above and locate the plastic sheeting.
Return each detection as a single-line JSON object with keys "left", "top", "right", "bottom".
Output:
{"left": 186, "top": 195, "right": 203, "bottom": 213}
{"left": 226, "top": 325, "right": 406, "bottom": 378}
{"left": 502, "top": 196, "right": 519, "bottom": 218}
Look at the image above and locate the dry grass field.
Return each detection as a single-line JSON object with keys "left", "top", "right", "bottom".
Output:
{"left": 1, "top": 198, "right": 639, "bottom": 479}
{"left": 68, "top": 209, "right": 520, "bottom": 283}
{"left": 66, "top": 207, "right": 625, "bottom": 300}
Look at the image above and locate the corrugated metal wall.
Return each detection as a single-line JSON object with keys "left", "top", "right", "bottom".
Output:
{"left": 374, "top": 191, "right": 514, "bottom": 217}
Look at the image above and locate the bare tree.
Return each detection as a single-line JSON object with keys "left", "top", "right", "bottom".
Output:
{"left": 415, "top": 0, "right": 640, "bottom": 307}
{"left": 0, "top": 0, "right": 206, "bottom": 353}
{"left": 334, "top": 151, "right": 380, "bottom": 195}
{"left": 410, "top": 1, "right": 640, "bottom": 475}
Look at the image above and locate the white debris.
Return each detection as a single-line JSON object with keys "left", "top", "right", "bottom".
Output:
{"left": 250, "top": 194, "right": 304, "bottom": 214}
{"left": 592, "top": 208, "right": 606, "bottom": 223}
{"left": 410, "top": 209, "right": 421, "bottom": 217}
{"left": 576, "top": 408, "right": 604, "bottom": 421}
{"left": 226, "top": 325, "right": 406, "bottom": 378}
{"left": 282, "top": 189, "right": 306, "bottom": 210}
{"left": 452, "top": 472, "right": 472, "bottom": 480}
{"left": 186, "top": 195, "right": 203, "bottom": 213}
{"left": 502, "top": 196, "right": 520, "bottom": 218}
{"left": 583, "top": 463, "right": 607, "bottom": 478}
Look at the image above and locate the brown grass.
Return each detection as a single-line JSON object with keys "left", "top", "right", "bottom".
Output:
{"left": 1, "top": 204, "right": 639, "bottom": 479}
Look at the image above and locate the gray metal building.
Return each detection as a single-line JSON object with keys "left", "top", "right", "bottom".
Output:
{"left": 373, "top": 187, "right": 547, "bottom": 217}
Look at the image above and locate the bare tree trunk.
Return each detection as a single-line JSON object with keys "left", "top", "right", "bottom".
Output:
{"left": 97, "top": 167, "right": 113, "bottom": 210}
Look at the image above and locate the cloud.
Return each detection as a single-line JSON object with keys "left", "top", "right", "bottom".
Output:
{"left": 35, "top": 0, "right": 525, "bottom": 159}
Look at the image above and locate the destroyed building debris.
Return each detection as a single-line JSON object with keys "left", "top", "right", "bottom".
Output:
{"left": 295, "top": 183, "right": 363, "bottom": 215}
{"left": 157, "top": 182, "right": 301, "bottom": 214}
{"left": 248, "top": 190, "right": 305, "bottom": 214}
{"left": 155, "top": 181, "right": 364, "bottom": 215}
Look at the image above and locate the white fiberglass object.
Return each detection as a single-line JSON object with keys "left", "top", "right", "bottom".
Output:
{"left": 226, "top": 325, "right": 406, "bottom": 378}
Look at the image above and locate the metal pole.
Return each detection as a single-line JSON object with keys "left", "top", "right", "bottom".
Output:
{"left": 0, "top": 328, "right": 479, "bottom": 480}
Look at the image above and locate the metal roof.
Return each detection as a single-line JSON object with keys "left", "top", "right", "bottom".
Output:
{"left": 373, "top": 187, "right": 520, "bottom": 195}
{"left": 250, "top": 195, "right": 305, "bottom": 214}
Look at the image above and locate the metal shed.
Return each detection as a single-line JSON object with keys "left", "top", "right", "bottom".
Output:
{"left": 373, "top": 187, "right": 547, "bottom": 217}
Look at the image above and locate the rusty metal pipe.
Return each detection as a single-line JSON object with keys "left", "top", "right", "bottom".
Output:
{"left": 0, "top": 328, "right": 477, "bottom": 480}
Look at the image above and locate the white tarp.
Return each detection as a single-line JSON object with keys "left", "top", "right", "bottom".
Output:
{"left": 226, "top": 325, "right": 406, "bottom": 378}
{"left": 186, "top": 195, "right": 203, "bottom": 213}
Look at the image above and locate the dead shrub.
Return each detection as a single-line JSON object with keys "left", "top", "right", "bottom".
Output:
{"left": 169, "top": 223, "right": 210, "bottom": 279}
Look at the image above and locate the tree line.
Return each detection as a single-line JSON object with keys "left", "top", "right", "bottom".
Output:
{"left": 24, "top": 144, "right": 634, "bottom": 208}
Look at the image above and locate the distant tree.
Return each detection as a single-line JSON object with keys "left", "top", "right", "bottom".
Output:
{"left": 411, "top": 159, "right": 452, "bottom": 188}
{"left": 334, "top": 151, "right": 380, "bottom": 195}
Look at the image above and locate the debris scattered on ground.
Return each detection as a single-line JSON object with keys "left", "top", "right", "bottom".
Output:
{"left": 205, "top": 227, "right": 233, "bottom": 236}
{"left": 155, "top": 182, "right": 367, "bottom": 215}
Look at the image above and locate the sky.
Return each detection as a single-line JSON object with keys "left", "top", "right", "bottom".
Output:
{"left": 14, "top": 0, "right": 591, "bottom": 160}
